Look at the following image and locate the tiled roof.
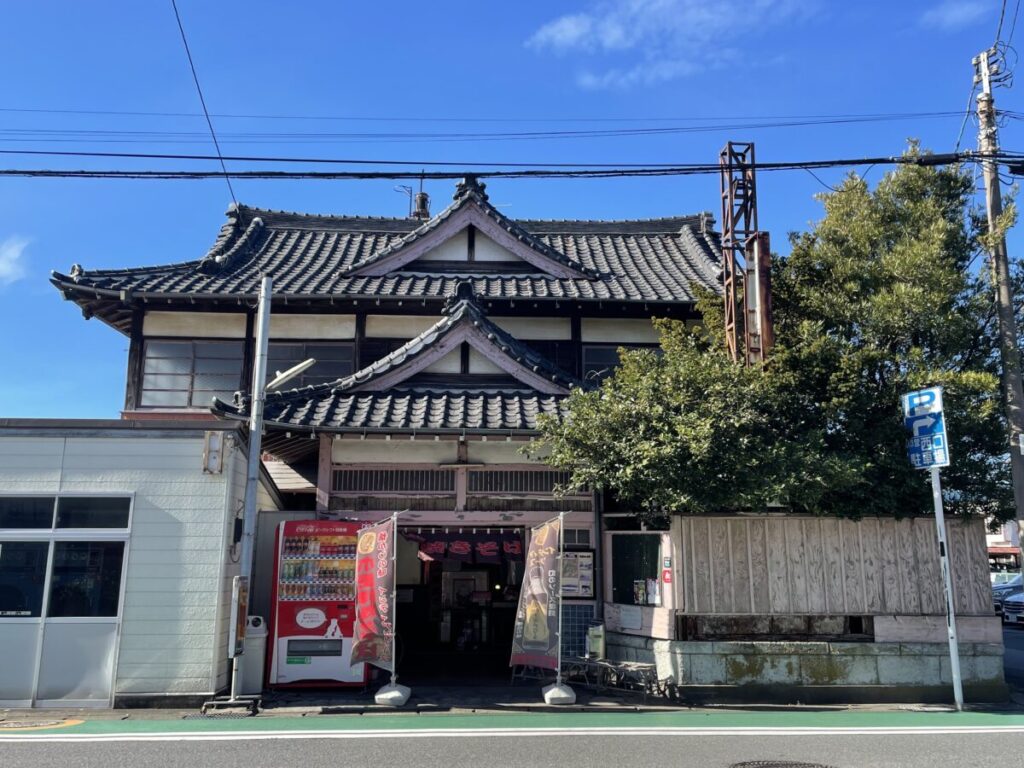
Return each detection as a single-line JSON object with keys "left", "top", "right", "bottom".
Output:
{"left": 51, "top": 180, "right": 722, "bottom": 305}
{"left": 212, "top": 286, "right": 579, "bottom": 433}
{"left": 216, "top": 388, "right": 565, "bottom": 432}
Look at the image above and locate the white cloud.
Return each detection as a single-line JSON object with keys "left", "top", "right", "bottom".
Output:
{"left": 0, "top": 236, "right": 29, "bottom": 287}
{"left": 921, "top": 1, "right": 989, "bottom": 30}
{"left": 526, "top": 0, "right": 810, "bottom": 89}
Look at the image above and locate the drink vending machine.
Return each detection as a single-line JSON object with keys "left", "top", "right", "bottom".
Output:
{"left": 266, "top": 520, "right": 367, "bottom": 687}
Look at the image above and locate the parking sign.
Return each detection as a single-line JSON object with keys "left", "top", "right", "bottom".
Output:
{"left": 901, "top": 386, "right": 950, "bottom": 469}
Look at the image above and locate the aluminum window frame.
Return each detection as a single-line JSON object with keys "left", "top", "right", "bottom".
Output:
{"left": 0, "top": 493, "right": 133, "bottom": 708}
{"left": 139, "top": 337, "right": 246, "bottom": 409}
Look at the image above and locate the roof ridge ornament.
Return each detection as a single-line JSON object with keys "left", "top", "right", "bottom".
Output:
{"left": 454, "top": 175, "right": 487, "bottom": 201}
{"left": 443, "top": 279, "right": 478, "bottom": 315}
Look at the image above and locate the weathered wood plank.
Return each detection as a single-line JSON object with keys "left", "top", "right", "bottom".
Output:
{"left": 710, "top": 519, "right": 733, "bottom": 613}
{"left": 877, "top": 518, "right": 903, "bottom": 614}
{"left": 819, "top": 518, "right": 845, "bottom": 614}
{"left": 947, "top": 520, "right": 974, "bottom": 614}
{"left": 677, "top": 518, "right": 691, "bottom": 613}
{"left": 966, "top": 518, "right": 995, "bottom": 614}
{"left": 860, "top": 518, "right": 884, "bottom": 613}
{"left": 840, "top": 519, "right": 866, "bottom": 613}
{"left": 784, "top": 519, "right": 809, "bottom": 612}
{"left": 691, "top": 517, "right": 712, "bottom": 613}
{"left": 748, "top": 518, "right": 771, "bottom": 613}
{"left": 729, "top": 519, "right": 752, "bottom": 613}
{"left": 766, "top": 518, "right": 790, "bottom": 613}
{"left": 802, "top": 518, "right": 827, "bottom": 613}
{"left": 914, "top": 517, "right": 943, "bottom": 614}
{"left": 895, "top": 519, "right": 920, "bottom": 614}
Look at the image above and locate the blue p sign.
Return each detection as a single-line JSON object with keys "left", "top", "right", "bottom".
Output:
{"left": 903, "top": 387, "right": 943, "bottom": 419}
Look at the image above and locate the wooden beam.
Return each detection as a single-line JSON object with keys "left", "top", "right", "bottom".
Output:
{"left": 316, "top": 434, "right": 332, "bottom": 512}
{"left": 123, "top": 306, "right": 144, "bottom": 411}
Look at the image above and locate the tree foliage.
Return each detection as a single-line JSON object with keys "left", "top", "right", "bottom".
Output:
{"left": 534, "top": 151, "right": 1015, "bottom": 523}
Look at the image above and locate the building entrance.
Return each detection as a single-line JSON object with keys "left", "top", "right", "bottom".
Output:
{"left": 394, "top": 527, "right": 523, "bottom": 685}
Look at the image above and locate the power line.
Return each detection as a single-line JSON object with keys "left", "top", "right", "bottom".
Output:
{"left": 997, "top": 0, "right": 1010, "bottom": 44}
{"left": 955, "top": 83, "right": 979, "bottom": 152}
{"left": 1010, "top": 0, "right": 1022, "bottom": 46}
{"left": 169, "top": 0, "right": 235, "bottom": 204}
{"left": 0, "top": 106, "right": 972, "bottom": 125}
{"left": 0, "top": 150, "right": 1013, "bottom": 182}
{"left": 3, "top": 147, "right": 1014, "bottom": 171}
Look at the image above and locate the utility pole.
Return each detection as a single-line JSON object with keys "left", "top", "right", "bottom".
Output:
{"left": 974, "top": 48, "right": 1024, "bottom": 549}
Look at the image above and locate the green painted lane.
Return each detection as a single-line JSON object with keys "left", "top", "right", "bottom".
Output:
{"left": 8, "top": 708, "right": 1024, "bottom": 736}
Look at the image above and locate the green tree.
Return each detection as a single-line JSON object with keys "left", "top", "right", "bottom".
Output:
{"left": 535, "top": 152, "right": 1014, "bottom": 524}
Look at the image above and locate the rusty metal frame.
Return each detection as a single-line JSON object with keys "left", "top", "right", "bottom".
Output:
{"left": 719, "top": 142, "right": 771, "bottom": 365}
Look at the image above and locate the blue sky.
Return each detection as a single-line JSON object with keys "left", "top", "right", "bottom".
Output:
{"left": 0, "top": 0, "right": 1019, "bottom": 417}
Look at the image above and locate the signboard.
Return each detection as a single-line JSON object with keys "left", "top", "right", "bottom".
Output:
{"left": 350, "top": 519, "right": 395, "bottom": 672}
{"left": 902, "top": 386, "right": 950, "bottom": 470}
{"left": 228, "top": 576, "right": 249, "bottom": 658}
{"left": 510, "top": 517, "right": 561, "bottom": 670}
{"left": 405, "top": 529, "right": 524, "bottom": 563}
{"left": 561, "top": 550, "right": 594, "bottom": 598}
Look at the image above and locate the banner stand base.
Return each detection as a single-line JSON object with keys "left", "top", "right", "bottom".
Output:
{"left": 542, "top": 681, "right": 576, "bottom": 705}
{"left": 375, "top": 683, "right": 411, "bottom": 707}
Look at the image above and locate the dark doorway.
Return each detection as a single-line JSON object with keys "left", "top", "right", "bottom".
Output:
{"left": 393, "top": 528, "right": 523, "bottom": 685}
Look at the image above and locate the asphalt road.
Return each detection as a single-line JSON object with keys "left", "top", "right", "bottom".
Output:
{"left": 5, "top": 732, "right": 1024, "bottom": 768}
{"left": 1005, "top": 623, "right": 1024, "bottom": 692}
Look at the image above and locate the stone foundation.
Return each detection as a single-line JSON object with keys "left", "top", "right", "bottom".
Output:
{"left": 606, "top": 632, "right": 1008, "bottom": 703}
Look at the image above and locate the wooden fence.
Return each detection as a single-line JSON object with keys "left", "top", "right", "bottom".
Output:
{"left": 674, "top": 515, "right": 992, "bottom": 617}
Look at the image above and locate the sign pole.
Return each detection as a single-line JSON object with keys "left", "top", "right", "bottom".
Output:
{"left": 930, "top": 466, "right": 964, "bottom": 711}
{"left": 390, "top": 510, "right": 399, "bottom": 689}
{"left": 555, "top": 510, "right": 565, "bottom": 690}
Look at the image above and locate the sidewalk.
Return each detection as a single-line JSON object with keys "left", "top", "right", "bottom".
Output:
{"left": 2, "top": 684, "right": 1023, "bottom": 732}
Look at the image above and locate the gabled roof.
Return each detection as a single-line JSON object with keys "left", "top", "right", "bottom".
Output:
{"left": 343, "top": 177, "right": 597, "bottom": 279}
{"left": 217, "top": 388, "right": 566, "bottom": 433}
{"left": 212, "top": 283, "right": 582, "bottom": 432}
{"left": 50, "top": 180, "right": 723, "bottom": 324}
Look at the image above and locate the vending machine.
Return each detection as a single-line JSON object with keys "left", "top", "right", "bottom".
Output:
{"left": 266, "top": 520, "right": 367, "bottom": 687}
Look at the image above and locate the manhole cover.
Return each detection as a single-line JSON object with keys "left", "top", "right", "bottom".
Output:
{"left": 0, "top": 720, "right": 67, "bottom": 729}
{"left": 731, "top": 763, "right": 837, "bottom": 768}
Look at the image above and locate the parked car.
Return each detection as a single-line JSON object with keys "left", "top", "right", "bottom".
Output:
{"left": 1003, "top": 592, "right": 1024, "bottom": 626}
{"left": 993, "top": 574, "right": 1022, "bottom": 613}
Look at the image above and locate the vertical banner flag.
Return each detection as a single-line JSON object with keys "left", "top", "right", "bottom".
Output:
{"left": 351, "top": 519, "right": 395, "bottom": 672}
{"left": 510, "top": 517, "right": 561, "bottom": 670}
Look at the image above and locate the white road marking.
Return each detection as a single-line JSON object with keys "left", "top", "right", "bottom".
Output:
{"left": 4, "top": 725, "right": 1024, "bottom": 743}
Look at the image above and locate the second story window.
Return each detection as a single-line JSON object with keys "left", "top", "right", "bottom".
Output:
{"left": 266, "top": 342, "right": 355, "bottom": 388}
{"left": 140, "top": 340, "right": 244, "bottom": 408}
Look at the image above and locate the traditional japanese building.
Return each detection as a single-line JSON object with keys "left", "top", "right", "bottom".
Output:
{"left": 44, "top": 177, "right": 717, "bottom": 688}
{"left": 3, "top": 176, "right": 1001, "bottom": 707}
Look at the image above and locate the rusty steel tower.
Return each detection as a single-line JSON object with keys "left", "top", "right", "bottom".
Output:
{"left": 719, "top": 141, "right": 774, "bottom": 365}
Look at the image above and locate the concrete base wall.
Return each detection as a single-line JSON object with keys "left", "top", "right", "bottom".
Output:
{"left": 606, "top": 631, "right": 1009, "bottom": 703}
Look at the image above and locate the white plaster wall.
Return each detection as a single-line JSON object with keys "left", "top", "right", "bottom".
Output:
{"left": 424, "top": 348, "right": 461, "bottom": 374}
{"left": 332, "top": 439, "right": 458, "bottom": 464}
{"left": 466, "top": 442, "right": 544, "bottom": 464}
{"left": 269, "top": 314, "right": 356, "bottom": 339}
{"left": 491, "top": 317, "right": 571, "bottom": 340}
{"left": 475, "top": 232, "right": 523, "bottom": 262}
{"left": 468, "top": 348, "right": 503, "bottom": 374}
{"left": 143, "top": 312, "right": 246, "bottom": 338}
{"left": 581, "top": 318, "right": 660, "bottom": 344}
{"left": 365, "top": 315, "right": 437, "bottom": 338}
{"left": 417, "top": 229, "right": 468, "bottom": 261}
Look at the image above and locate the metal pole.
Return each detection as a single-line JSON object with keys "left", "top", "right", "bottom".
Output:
{"left": 555, "top": 511, "right": 565, "bottom": 688}
{"left": 931, "top": 466, "right": 964, "bottom": 711}
{"left": 975, "top": 49, "right": 1024, "bottom": 531}
{"left": 390, "top": 510, "right": 399, "bottom": 687}
{"left": 229, "top": 275, "right": 272, "bottom": 701}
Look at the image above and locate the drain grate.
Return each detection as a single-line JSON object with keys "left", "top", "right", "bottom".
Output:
{"left": 183, "top": 713, "right": 253, "bottom": 720}
{"left": 731, "top": 763, "right": 837, "bottom": 768}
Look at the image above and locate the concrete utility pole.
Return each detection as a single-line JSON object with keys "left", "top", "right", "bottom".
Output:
{"left": 974, "top": 48, "right": 1024, "bottom": 547}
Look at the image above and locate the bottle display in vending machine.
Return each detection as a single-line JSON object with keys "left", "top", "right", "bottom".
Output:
{"left": 266, "top": 520, "right": 366, "bottom": 686}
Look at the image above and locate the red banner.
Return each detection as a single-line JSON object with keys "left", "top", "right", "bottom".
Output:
{"left": 404, "top": 529, "right": 524, "bottom": 563}
{"left": 350, "top": 519, "right": 395, "bottom": 672}
{"left": 510, "top": 517, "right": 561, "bottom": 670}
